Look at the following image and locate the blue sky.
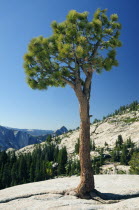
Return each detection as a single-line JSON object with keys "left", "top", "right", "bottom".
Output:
{"left": 0, "top": 0, "right": 138, "bottom": 130}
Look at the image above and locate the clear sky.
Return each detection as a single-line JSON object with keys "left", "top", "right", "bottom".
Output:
{"left": 0, "top": 0, "right": 138, "bottom": 130}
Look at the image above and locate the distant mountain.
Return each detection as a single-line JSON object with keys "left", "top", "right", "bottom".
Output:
{"left": 0, "top": 126, "right": 68, "bottom": 151}
{"left": 25, "top": 129, "right": 53, "bottom": 136}
{"left": 0, "top": 126, "right": 41, "bottom": 151}
{"left": 6, "top": 127, "right": 54, "bottom": 136}
{"left": 7, "top": 126, "right": 68, "bottom": 137}
{"left": 54, "top": 126, "right": 68, "bottom": 136}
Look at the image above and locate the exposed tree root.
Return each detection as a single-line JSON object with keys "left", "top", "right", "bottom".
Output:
{"left": 89, "top": 189, "right": 120, "bottom": 204}
{"left": 65, "top": 188, "right": 120, "bottom": 204}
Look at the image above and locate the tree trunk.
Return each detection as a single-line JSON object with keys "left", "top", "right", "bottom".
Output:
{"left": 76, "top": 96, "right": 95, "bottom": 196}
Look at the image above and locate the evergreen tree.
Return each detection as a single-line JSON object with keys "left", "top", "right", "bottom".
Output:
{"left": 92, "top": 140, "right": 96, "bottom": 151}
{"left": 11, "top": 163, "right": 18, "bottom": 186}
{"left": 116, "top": 148, "right": 120, "bottom": 162}
{"left": 57, "top": 147, "right": 68, "bottom": 175}
{"left": 34, "top": 159, "right": 41, "bottom": 181}
{"left": 100, "top": 148, "right": 104, "bottom": 165}
{"left": 92, "top": 158, "right": 100, "bottom": 174}
{"left": 129, "top": 152, "right": 139, "bottom": 174}
{"left": 0, "top": 151, "right": 8, "bottom": 165}
{"left": 116, "top": 135, "right": 123, "bottom": 149}
{"left": 18, "top": 156, "right": 28, "bottom": 184}
{"left": 66, "top": 159, "right": 72, "bottom": 176}
{"left": 45, "top": 161, "right": 53, "bottom": 179}
{"left": 75, "top": 138, "right": 79, "bottom": 154}
{"left": 2, "top": 163, "right": 11, "bottom": 188}
{"left": 111, "top": 150, "right": 117, "bottom": 162}
{"left": 47, "top": 135, "right": 52, "bottom": 143}
{"left": 105, "top": 142, "right": 108, "bottom": 147}
{"left": 23, "top": 9, "right": 122, "bottom": 196}
{"left": 54, "top": 146, "right": 59, "bottom": 162}
{"left": 0, "top": 143, "right": 69, "bottom": 190}
{"left": 71, "top": 160, "right": 77, "bottom": 175}
{"left": 129, "top": 101, "right": 138, "bottom": 111}
{"left": 120, "top": 144, "right": 128, "bottom": 165}
{"left": 126, "top": 138, "right": 134, "bottom": 148}
{"left": 29, "top": 162, "right": 35, "bottom": 182}
{"left": 95, "top": 162, "right": 100, "bottom": 174}
{"left": 47, "top": 144, "right": 55, "bottom": 161}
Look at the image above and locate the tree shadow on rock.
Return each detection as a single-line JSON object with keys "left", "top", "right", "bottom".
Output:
{"left": 91, "top": 189, "right": 139, "bottom": 204}
{"left": 101, "top": 191, "right": 139, "bottom": 201}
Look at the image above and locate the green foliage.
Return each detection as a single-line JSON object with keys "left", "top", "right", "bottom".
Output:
{"left": 100, "top": 148, "right": 104, "bottom": 165}
{"left": 90, "top": 140, "right": 93, "bottom": 151}
{"left": 92, "top": 140, "right": 96, "bottom": 151}
{"left": 54, "top": 136, "right": 61, "bottom": 144}
{"left": 75, "top": 138, "right": 79, "bottom": 154}
{"left": 102, "top": 101, "right": 139, "bottom": 120}
{"left": 93, "top": 118, "right": 100, "bottom": 124}
{"left": 0, "top": 143, "right": 68, "bottom": 190}
{"left": 24, "top": 9, "right": 122, "bottom": 90}
{"left": 75, "top": 138, "right": 93, "bottom": 153}
{"left": 110, "top": 14, "right": 118, "bottom": 21}
{"left": 45, "top": 161, "right": 53, "bottom": 178}
{"left": 104, "top": 142, "right": 108, "bottom": 147}
{"left": 126, "top": 138, "right": 135, "bottom": 148}
{"left": 117, "top": 169, "right": 126, "bottom": 174}
{"left": 57, "top": 146, "right": 67, "bottom": 175}
{"left": 46, "top": 135, "right": 52, "bottom": 143}
{"left": 92, "top": 157, "right": 101, "bottom": 174}
{"left": 123, "top": 117, "right": 138, "bottom": 124}
{"left": 116, "top": 135, "right": 123, "bottom": 149}
{"left": 129, "top": 101, "right": 139, "bottom": 111}
{"left": 120, "top": 144, "right": 128, "bottom": 165}
{"left": 129, "top": 152, "right": 139, "bottom": 174}
{"left": 66, "top": 159, "right": 80, "bottom": 176}
{"left": 110, "top": 149, "right": 116, "bottom": 162}
{"left": 109, "top": 136, "right": 137, "bottom": 167}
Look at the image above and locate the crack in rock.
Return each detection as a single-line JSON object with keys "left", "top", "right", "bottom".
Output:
{"left": 0, "top": 191, "right": 65, "bottom": 204}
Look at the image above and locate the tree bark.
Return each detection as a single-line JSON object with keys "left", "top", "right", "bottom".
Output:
{"left": 75, "top": 95, "right": 95, "bottom": 196}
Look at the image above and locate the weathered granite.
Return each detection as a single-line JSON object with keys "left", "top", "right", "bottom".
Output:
{"left": 0, "top": 175, "right": 139, "bottom": 209}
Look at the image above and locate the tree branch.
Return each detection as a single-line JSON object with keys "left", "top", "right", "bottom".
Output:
{"left": 89, "top": 41, "right": 100, "bottom": 62}
{"left": 62, "top": 76, "right": 75, "bottom": 88}
{"left": 81, "top": 65, "right": 88, "bottom": 76}
{"left": 59, "top": 59, "right": 75, "bottom": 72}
{"left": 83, "top": 71, "right": 93, "bottom": 100}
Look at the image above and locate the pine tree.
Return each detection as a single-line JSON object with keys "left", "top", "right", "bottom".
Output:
{"left": 66, "top": 159, "right": 72, "bottom": 176}
{"left": 23, "top": 9, "right": 122, "bottom": 196}
{"left": 54, "top": 146, "right": 59, "bottom": 162}
{"left": 45, "top": 161, "right": 53, "bottom": 179}
{"left": 47, "top": 135, "right": 52, "bottom": 143}
{"left": 126, "top": 138, "right": 134, "bottom": 148}
{"left": 57, "top": 147, "right": 68, "bottom": 175}
{"left": 11, "top": 163, "right": 18, "bottom": 186}
{"left": 29, "top": 162, "right": 35, "bottom": 182}
{"left": 120, "top": 144, "right": 128, "bottom": 165}
{"left": 92, "top": 140, "right": 96, "bottom": 151}
{"left": 34, "top": 159, "right": 41, "bottom": 181}
{"left": 116, "top": 135, "right": 123, "bottom": 149}
{"left": 129, "top": 152, "right": 139, "bottom": 174}
{"left": 111, "top": 150, "right": 117, "bottom": 162}
{"left": 100, "top": 148, "right": 104, "bottom": 165}
{"left": 18, "top": 156, "right": 28, "bottom": 183}
{"left": 2, "top": 163, "right": 11, "bottom": 188}
{"left": 95, "top": 162, "right": 100, "bottom": 174}
{"left": 75, "top": 138, "right": 79, "bottom": 154}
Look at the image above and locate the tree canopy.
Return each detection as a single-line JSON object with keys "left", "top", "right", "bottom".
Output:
{"left": 24, "top": 9, "right": 122, "bottom": 91}
{"left": 23, "top": 9, "right": 122, "bottom": 196}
